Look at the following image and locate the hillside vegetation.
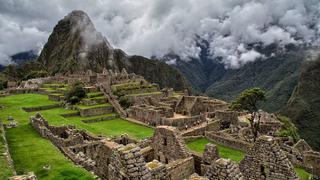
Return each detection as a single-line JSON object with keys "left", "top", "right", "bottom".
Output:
{"left": 281, "top": 54, "right": 320, "bottom": 150}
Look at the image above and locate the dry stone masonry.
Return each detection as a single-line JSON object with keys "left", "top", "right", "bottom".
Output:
{"left": 5, "top": 69, "right": 320, "bottom": 179}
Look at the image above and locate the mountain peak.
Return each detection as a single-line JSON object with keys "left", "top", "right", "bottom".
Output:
{"left": 38, "top": 10, "right": 114, "bottom": 73}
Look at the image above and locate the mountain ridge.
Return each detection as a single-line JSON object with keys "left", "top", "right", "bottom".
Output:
{"left": 37, "top": 10, "right": 189, "bottom": 90}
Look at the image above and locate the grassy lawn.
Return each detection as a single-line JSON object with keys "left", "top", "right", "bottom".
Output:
{"left": 38, "top": 108, "right": 153, "bottom": 140}
{"left": 295, "top": 167, "right": 311, "bottom": 180}
{"left": 186, "top": 138, "right": 245, "bottom": 163}
{"left": 0, "top": 94, "right": 93, "bottom": 179}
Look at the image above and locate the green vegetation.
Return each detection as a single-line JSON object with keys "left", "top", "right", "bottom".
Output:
{"left": 65, "top": 81, "right": 86, "bottom": 104}
{"left": 281, "top": 56, "right": 320, "bottom": 150}
{"left": 295, "top": 167, "right": 311, "bottom": 180}
{"left": 0, "top": 94, "right": 93, "bottom": 179}
{"left": 231, "top": 88, "right": 266, "bottom": 142}
{"left": 276, "top": 116, "right": 300, "bottom": 142}
{"left": 39, "top": 108, "right": 153, "bottom": 140}
{"left": 86, "top": 92, "right": 103, "bottom": 98}
{"left": 1, "top": 61, "right": 47, "bottom": 82}
{"left": 0, "top": 93, "right": 154, "bottom": 178}
{"left": 186, "top": 138, "right": 245, "bottom": 163}
{"left": 119, "top": 96, "right": 132, "bottom": 109}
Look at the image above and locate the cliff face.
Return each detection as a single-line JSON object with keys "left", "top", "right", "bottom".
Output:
{"left": 37, "top": 10, "right": 188, "bottom": 90}
{"left": 281, "top": 53, "right": 320, "bottom": 150}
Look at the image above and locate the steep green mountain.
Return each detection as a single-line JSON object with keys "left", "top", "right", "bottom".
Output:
{"left": 281, "top": 54, "right": 320, "bottom": 150}
{"left": 205, "top": 48, "right": 306, "bottom": 112}
{"left": 37, "top": 10, "right": 188, "bottom": 90}
{"left": 170, "top": 46, "right": 306, "bottom": 112}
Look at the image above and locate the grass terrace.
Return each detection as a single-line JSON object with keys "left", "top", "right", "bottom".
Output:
{"left": 0, "top": 93, "right": 154, "bottom": 179}
{"left": 86, "top": 92, "right": 104, "bottom": 98}
{"left": 186, "top": 137, "right": 245, "bottom": 163}
{"left": 0, "top": 94, "right": 93, "bottom": 179}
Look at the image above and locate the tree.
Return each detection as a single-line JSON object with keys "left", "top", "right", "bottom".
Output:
{"left": 65, "top": 81, "right": 86, "bottom": 104}
{"left": 231, "top": 87, "right": 266, "bottom": 142}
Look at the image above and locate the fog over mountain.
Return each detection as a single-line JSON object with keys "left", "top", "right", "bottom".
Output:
{"left": 1, "top": 0, "right": 320, "bottom": 67}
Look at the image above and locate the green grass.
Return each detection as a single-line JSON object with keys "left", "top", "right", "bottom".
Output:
{"left": 86, "top": 92, "right": 103, "bottom": 98}
{"left": 295, "top": 167, "right": 311, "bottom": 180}
{"left": 0, "top": 94, "right": 93, "bottom": 179}
{"left": 38, "top": 108, "right": 153, "bottom": 140}
{"left": 186, "top": 138, "right": 245, "bottom": 163}
{"left": 0, "top": 93, "right": 154, "bottom": 178}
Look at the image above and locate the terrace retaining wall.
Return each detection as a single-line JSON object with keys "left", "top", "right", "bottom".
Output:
{"left": 22, "top": 104, "right": 60, "bottom": 112}
{"left": 79, "top": 106, "right": 113, "bottom": 117}
{"left": 205, "top": 131, "right": 253, "bottom": 153}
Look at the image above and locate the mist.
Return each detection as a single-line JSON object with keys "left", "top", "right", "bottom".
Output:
{"left": 0, "top": 0, "right": 319, "bottom": 67}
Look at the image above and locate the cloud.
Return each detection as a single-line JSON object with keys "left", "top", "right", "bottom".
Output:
{"left": 0, "top": 0, "right": 319, "bottom": 67}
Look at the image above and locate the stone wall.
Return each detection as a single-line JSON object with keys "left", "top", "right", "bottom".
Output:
{"left": 127, "top": 105, "right": 174, "bottom": 126}
{"left": 182, "top": 120, "right": 221, "bottom": 137}
{"left": 166, "top": 157, "right": 194, "bottom": 180}
{"left": 162, "top": 114, "right": 206, "bottom": 130}
{"left": 214, "top": 110, "right": 238, "bottom": 128}
{"left": 239, "top": 136, "right": 299, "bottom": 180}
{"left": 48, "top": 94, "right": 64, "bottom": 101}
{"left": 205, "top": 158, "right": 243, "bottom": 180}
{"left": 79, "top": 106, "right": 113, "bottom": 117}
{"left": 205, "top": 131, "right": 253, "bottom": 153}
{"left": 1, "top": 121, "right": 16, "bottom": 176}
{"left": 80, "top": 98, "right": 107, "bottom": 106}
{"left": 22, "top": 104, "right": 60, "bottom": 112}
{"left": 152, "top": 126, "right": 190, "bottom": 163}
{"left": 303, "top": 151, "right": 320, "bottom": 176}
{"left": 175, "top": 96, "right": 229, "bottom": 117}
{"left": 108, "top": 143, "right": 151, "bottom": 180}
{"left": 81, "top": 114, "right": 119, "bottom": 123}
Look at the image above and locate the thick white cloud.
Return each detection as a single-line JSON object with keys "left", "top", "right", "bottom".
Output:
{"left": 0, "top": 0, "right": 319, "bottom": 67}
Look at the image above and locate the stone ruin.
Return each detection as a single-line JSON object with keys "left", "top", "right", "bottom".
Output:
{"left": 205, "top": 158, "right": 244, "bottom": 180}
{"left": 127, "top": 95, "right": 230, "bottom": 130}
{"left": 29, "top": 111, "right": 311, "bottom": 179}
{"left": 9, "top": 172, "right": 37, "bottom": 180}
{"left": 239, "top": 136, "right": 299, "bottom": 180}
{"left": 30, "top": 114, "right": 196, "bottom": 180}
{"left": 6, "top": 67, "right": 320, "bottom": 179}
{"left": 152, "top": 126, "right": 190, "bottom": 163}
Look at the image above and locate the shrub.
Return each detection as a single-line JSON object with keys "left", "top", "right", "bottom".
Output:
{"left": 276, "top": 115, "right": 300, "bottom": 142}
{"left": 119, "top": 96, "right": 132, "bottom": 109}
{"left": 65, "top": 81, "right": 86, "bottom": 104}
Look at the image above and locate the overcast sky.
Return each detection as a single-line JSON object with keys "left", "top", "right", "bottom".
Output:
{"left": 0, "top": 0, "right": 320, "bottom": 68}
